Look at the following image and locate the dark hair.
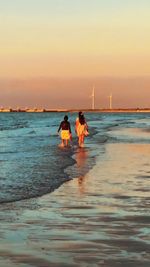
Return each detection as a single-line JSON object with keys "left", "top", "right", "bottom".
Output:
{"left": 64, "top": 115, "right": 68, "bottom": 121}
{"left": 79, "top": 111, "right": 83, "bottom": 116}
{"left": 79, "top": 114, "right": 85, "bottom": 125}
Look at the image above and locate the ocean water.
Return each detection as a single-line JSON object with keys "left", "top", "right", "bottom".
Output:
{"left": 0, "top": 112, "right": 150, "bottom": 204}
{"left": 0, "top": 112, "right": 150, "bottom": 266}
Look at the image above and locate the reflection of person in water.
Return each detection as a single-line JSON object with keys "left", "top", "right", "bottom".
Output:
{"left": 58, "top": 115, "right": 72, "bottom": 147}
{"left": 75, "top": 112, "right": 89, "bottom": 147}
{"left": 75, "top": 147, "right": 88, "bottom": 194}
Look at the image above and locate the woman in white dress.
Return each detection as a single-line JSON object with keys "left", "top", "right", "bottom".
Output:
{"left": 75, "top": 112, "right": 88, "bottom": 147}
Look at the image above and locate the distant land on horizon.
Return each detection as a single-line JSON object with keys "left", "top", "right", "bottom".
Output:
{"left": 0, "top": 107, "right": 150, "bottom": 113}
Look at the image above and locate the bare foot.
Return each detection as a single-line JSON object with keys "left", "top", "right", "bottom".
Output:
{"left": 79, "top": 143, "right": 84, "bottom": 148}
{"left": 58, "top": 143, "right": 64, "bottom": 148}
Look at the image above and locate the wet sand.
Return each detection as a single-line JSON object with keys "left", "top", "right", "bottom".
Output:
{"left": 0, "top": 141, "right": 150, "bottom": 267}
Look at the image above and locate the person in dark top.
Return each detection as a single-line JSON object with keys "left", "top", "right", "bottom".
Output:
{"left": 58, "top": 115, "right": 72, "bottom": 147}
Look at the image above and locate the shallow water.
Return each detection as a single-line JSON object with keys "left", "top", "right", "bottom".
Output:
{"left": 0, "top": 112, "right": 150, "bottom": 204}
{"left": 0, "top": 112, "right": 150, "bottom": 266}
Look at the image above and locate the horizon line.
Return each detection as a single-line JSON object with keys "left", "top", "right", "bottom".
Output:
{"left": 1, "top": 107, "right": 150, "bottom": 113}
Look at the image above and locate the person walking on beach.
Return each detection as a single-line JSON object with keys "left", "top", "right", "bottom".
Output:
{"left": 75, "top": 111, "right": 83, "bottom": 130}
{"left": 58, "top": 115, "right": 72, "bottom": 147}
{"left": 75, "top": 111, "right": 85, "bottom": 133}
{"left": 75, "top": 112, "right": 89, "bottom": 147}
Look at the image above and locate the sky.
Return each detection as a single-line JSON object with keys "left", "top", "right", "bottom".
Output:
{"left": 0, "top": 0, "right": 150, "bottom": 108}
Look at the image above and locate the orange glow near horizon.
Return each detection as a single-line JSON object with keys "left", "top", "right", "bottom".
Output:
{"left": 1, "top": 53, "right": 150, "bottom": 79}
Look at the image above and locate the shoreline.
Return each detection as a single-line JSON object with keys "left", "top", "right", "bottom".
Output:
{"left": 0, "top": 145, "right": 76, "bottom": 205}
{"left": 0, "top": 125, "right": 99, "bottom": 205}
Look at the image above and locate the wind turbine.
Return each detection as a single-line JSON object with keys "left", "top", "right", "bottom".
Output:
{"left": 109, "top": 93, "right": 112, "bottom": 109}
{"left": 91, "top": 86, "right": 95, "bottom": 110}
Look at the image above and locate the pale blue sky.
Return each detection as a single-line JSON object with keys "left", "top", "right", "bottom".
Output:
{"left": 0, "top": 0, "right": 150, "bottom": 16}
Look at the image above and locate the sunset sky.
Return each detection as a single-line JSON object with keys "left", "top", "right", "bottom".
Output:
{"left": 0, "top": 0, "right": 150, "bottom": 108}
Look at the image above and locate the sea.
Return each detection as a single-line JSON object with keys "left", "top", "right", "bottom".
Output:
{"left": 0, "top": 112, "right": 150, "bottom": 266}
{"left": 0, "top": 112, "right": 150, "bottom": 204}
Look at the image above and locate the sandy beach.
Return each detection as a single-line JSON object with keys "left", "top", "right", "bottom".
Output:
{"left": 1, "top": 0, "right": 150, "bottom": 265}
{"left": 0, "top": 128, "right": 150, "bottom": 267}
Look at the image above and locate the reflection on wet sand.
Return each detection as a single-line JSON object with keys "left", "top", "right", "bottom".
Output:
{"left": 75, "top": 148, "right": 88, "bottom": 194}
{"left": 76, "top": 147, "right": 88, "bottom": 168}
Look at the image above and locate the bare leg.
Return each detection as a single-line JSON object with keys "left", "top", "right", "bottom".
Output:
{"left": 78, "top": 136, "right": 83, "bottom": 147}
{"left": 65, "top": 139, "right": 69, "bottom": 146}
{"left": 78, "top": 136, "right": 80, "bottom": 147}
{"left": 80, "top": 135, "right": 84, "bottom": 147}
{"left": 60, "top": 139, "right": 65, "bottom": 147}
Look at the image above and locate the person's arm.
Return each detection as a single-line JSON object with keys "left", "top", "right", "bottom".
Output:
{"left": 85, "top": 122, "right": 88, "bottom": 132}
{"left": 75, "top": 118, "right": 78, "bottom": 133}
{"left": 68, "top": 122, "right": 72, "bottom": 134}
{"left": 68, "top": 122, "right": 72, "bottom": 141}
{"left": 58, "top": 122, "right": 62, "bottom": 133}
